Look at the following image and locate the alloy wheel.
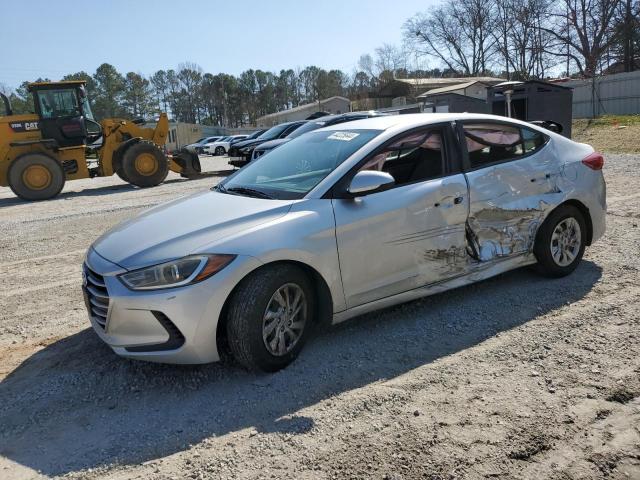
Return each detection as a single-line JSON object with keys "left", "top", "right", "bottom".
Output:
{"left": 550, "top": 217, "right": 582, "bottom": 267}
{"left": 262, "top": 283, "right": 307, "bottom": 356}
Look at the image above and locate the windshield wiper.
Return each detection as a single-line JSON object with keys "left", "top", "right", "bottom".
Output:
{"left": 214, "top": 183, "right": 227, "bottom": 193}
{"left": 225, "top": 186, "right": 274, "bottom": 199}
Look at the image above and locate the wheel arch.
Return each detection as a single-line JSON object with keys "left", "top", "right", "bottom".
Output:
{"left": 111, "top": 137, "right": 142, "bottom": 172}
{"left": 215, "top": 259, "right": 334, "bottom": 356}
{"left": 550, "top": 199, "right": 594, "bottom": 246}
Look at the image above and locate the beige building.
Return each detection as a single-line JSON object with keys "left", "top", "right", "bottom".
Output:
{"left": 256, "top": 97, "right": 351, "bottom": 127}
{"left": 163, "top": 123, "right": 225, "bottom": 152}
{"left": 351, "top": 77, "right": 504, "bottom": 112}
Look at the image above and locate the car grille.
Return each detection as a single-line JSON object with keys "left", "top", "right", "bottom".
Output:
{"left": 83, "top": 263, "right": 110, "bottom": 329}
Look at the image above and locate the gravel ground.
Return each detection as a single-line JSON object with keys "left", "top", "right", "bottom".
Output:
{"left": 0, "top": 154, "right": 638, "bottom": 480}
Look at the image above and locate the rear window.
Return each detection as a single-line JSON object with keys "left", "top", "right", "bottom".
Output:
{"left": 463, "top": 123, "right": 548, "bottom": 168}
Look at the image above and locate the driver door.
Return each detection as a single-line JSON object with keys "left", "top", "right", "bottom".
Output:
{"left": 332, "top": 125, "right": 469, "bottom": 308}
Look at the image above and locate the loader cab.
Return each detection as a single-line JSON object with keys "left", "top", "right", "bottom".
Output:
{"left": 0, "top": 92, "right": 12, "bottom": 116}
{"left": 28, "top": 81, "right": 92, "bottom": 148}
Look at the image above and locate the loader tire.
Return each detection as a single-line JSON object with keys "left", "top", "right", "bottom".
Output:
{"left": 121, "top": 141, "right": 169, "bottom": 188}
{"left": 115, "top": 163, "right": 131, "bottom": 184}
{"left": 8, "top": 153, "right": 65, "bottom": 201}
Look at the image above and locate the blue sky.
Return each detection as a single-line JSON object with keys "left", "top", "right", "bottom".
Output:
{"left": 0, "top": 0, "right": 437, "bottom": 89}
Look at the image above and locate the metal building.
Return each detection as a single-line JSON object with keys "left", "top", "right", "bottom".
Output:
{"left": 563, "top": 70, "right": 640, "bottom": 118}
{"left": 488, "top": 80, "right": 573, "bottom": 138}
{"left": 256, "top": 97, "right": 351, "bottom": 127}
{"left": 421, "top": 93, "right": 489, "bottom": 114}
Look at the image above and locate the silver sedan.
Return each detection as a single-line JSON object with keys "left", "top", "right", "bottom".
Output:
{"left": 83, "top": 114, "right": 606, "bottom": 371}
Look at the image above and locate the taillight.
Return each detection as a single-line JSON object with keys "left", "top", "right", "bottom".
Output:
{"left": 582, "top": 152, "right": 604, "bottom": 170}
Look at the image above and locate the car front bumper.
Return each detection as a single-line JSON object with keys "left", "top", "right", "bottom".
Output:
{"left": 83, "top": 248, "right": 262, "bottom": 364}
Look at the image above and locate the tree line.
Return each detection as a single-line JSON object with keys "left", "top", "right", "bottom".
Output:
{"left": 404, "top": 0, "right": 639, "bottom": 79}
{"left": 2, "top": 0, "right": 637, "bottom": 126}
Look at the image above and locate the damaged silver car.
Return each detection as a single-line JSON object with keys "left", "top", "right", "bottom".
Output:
{"left": 84, "top": 114, "right": 606, "bottom": 371}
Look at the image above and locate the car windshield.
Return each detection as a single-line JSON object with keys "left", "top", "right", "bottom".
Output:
{"left": 256, "top": 123, "right": 296, "bottom": 141}
{"left": 245, "top": 130, "right": 264, "bottom": 140}
{"left": 219, "top": 129, "right": 381, "bottom": 200}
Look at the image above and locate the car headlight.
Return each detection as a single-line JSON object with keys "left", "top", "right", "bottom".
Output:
{"left": 119, "top": 254, "right": 236, "bottom": 291}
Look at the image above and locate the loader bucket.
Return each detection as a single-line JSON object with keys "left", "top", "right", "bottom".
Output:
{"left": 171, "top": 148, "right": 201, "bottom": 178}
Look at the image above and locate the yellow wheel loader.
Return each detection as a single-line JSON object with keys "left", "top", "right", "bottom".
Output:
{"left": 0, "top": 80, "right": 199, "bottom": 200}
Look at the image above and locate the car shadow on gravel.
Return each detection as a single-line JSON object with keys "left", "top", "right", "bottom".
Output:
{"left": 0, "top": 261, "right": 602, "bottom": 476}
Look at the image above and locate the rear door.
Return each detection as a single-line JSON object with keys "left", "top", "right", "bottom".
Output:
{"left": 332, "top": 124, "right": 469, "bottom": 308}
{"left": 460, "top": 121, "right": 557, "bottom": 261}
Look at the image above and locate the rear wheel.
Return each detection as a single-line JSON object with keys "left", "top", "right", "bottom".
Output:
{"left": 226, "top": 265, "right": 314, "bottom": 372}
{"left": 8, "top": 153, "right": 65, "bottom": 201}
{"left": 121, "top": 141, "right": 168, "bottom": 188}
{"left": 534, "top": 205, "right": 586, "bottom": 277}
{"left": 215, "top": 146, "right": 225, "bottom": 156}
{"left": 114, "top": 161, "right": 131, "bottom": 183}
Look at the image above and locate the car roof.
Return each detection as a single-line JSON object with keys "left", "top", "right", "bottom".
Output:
{"left": 318, "top": 113, "right": 539, "bottom": 132}
{"left": 274, "top": 120, "right": 306, "bottom": 127}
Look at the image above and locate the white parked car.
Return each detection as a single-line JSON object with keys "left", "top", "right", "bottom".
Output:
{"left": 185, "top": 136, "right": 224, "bottom": 153}
{"left": 203, "top": 135, "right": 249, "bottom": 156}
{"left": 84, "top": 114, "right": 606, "bottom": 372}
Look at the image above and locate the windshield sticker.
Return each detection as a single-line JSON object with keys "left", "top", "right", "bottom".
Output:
{"left": 328, "top": 132, "right": 360, "bottom": 141}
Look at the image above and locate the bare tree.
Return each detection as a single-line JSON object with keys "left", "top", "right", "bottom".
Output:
{"left": 374, "top": 44, "right": 408, "bottom": 76}
{"left": 612, "top": 0, "right": 640, "bottom": 71}
{"left": 541, "top": 0, "right": 621, "bottom": 77}
{"left": 404, "top": 0, "right": 497, "bottom": 76}
{"left": 493, "top": 0, "right": 555, "bottom": 79}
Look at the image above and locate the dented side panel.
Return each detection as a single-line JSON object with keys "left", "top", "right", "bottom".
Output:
{"left": 464, "top": 144, "right": 565, "bottom": 261}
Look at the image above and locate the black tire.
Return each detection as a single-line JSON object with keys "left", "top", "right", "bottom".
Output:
{"left": 215, "top": 146, "right": 226, "bottom": 156}
{"left": 8, "top": 153, "right": 65, "bottom": 201}
{"left": 226, "top": 264, "right": 315, "bottom": 372}
{"left": 121, "top": 141, "right": 169, "bottom": 188}
{"left": 533, "top": 205, "right": 586, "bottom": 278}
{"left": 114, "top": 161, "right": 131, "bottom": 183}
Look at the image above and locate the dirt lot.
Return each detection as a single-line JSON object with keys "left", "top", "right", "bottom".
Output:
{"left": 572, "top": 116, "right": 640, "bottom": 154}
{"left": 0, "top": 153, "right": 639, "bottom": 480}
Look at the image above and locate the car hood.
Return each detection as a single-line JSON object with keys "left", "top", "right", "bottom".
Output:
{"left": 92, "top": 190, "right": 294, "bottom": 269}
{"left": 256, "top": 138, "right": 290, "bottom": 151}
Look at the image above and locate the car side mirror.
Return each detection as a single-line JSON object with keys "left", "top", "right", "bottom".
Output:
{"left": 347, "top": 170, "right": 395, "bottom": 195}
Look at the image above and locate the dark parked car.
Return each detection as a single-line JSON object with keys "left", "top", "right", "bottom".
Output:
{"left": 232, "top": 129, "right": 266, "bottom": 144}
{"left": 251, "top": 111, "right": 388, "bottom": 161}
{"left": 228, "top": 121, "right": 306, "bottom": 168}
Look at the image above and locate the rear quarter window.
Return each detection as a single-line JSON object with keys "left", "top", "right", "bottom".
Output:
{"left": 463, "top": 122, "right": 549, "bottom": 169}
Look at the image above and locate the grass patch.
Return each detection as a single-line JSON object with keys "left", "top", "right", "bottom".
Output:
{"left": 572, "top": 115, "right": 640, "bottom": 153}
{"left": 588, "top": 115, "right": 640, "bottom": 126}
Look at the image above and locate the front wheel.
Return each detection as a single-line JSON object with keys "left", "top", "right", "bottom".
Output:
{"left": 121, "top": 141, "right": 169, "bottom": 188}
{"left": 215, "top": 146, "right": 226, "bottom": 156}
{"left": 226, "top": 265, "right": 314, "bottom": 372}
{"left": 534, "top": 205, "right": 586, "bottom": 277}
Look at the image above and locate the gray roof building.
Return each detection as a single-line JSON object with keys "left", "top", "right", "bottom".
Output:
{"left": 256, "top": 97, "right": 351, "bottom": 127}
